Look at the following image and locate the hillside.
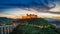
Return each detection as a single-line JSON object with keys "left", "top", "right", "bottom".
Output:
{"left": 0, "top": 17, "right": 16, "bottom": 25}
{"left": 9, "top": 18, "right": 59, "bottom": 34}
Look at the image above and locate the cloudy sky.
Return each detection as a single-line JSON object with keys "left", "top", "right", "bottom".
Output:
{"left": 0, "top": 0, "right": 60, "bottom": 18}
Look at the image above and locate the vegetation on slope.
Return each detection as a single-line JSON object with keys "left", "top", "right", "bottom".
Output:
{"left": 9, "top": 18, "right": 59, "bottom": 34}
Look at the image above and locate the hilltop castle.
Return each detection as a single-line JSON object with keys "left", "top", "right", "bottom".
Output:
{"left": 22, "top": 14, "right": 37, "bottom": 19}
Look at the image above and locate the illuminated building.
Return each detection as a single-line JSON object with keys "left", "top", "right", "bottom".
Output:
{"left": 22, "top": 14, "right": 37, "bottom": 19}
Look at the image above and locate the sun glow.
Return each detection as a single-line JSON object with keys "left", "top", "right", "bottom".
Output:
{"left": 0, "top": 8, "right": 60, "bottom": 19}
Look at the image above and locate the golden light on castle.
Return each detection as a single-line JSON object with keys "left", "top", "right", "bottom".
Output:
{"left": 22, "top": 14, "right": 37, "bottom": 19}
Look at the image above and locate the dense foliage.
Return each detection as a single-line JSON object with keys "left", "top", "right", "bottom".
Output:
{"left": 55, "top": 28, "right": 60, "bottom": 34}
{"left": 9, "top": 18, "right": 59, "bottom": 34}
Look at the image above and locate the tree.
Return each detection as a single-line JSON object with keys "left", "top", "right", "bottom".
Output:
{"left": 9, "top": 18, "right": 59, "bottom": 34}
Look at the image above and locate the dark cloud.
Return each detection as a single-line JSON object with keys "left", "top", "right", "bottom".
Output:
{"left": 0, "top": 0, "right": 59, "bottom": 12}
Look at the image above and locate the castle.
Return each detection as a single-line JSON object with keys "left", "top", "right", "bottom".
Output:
{"left": 22, "top": 14, "right": 37, "bottom": 19}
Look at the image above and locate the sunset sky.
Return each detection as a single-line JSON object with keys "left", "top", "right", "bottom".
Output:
{"left": 0, "top": 0, "right": 60, "bottom": 19}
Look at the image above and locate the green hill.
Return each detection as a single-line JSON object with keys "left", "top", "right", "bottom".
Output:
{"left": 9, "top": 18, "right": 59, "bottom": 34}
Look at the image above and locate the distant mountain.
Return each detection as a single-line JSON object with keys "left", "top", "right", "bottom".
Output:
{"left": 0, "top": 17, "right": 15, "bottom": 24}
{"left": 44, "top": 18, "right": 60, "bottom": 27}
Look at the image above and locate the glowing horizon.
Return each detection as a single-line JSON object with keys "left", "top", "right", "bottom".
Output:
{"left": 0, "top": 8, "right": 60, "bottom": 19}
